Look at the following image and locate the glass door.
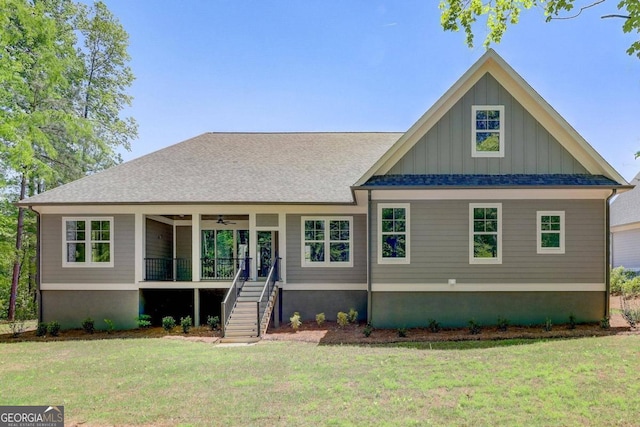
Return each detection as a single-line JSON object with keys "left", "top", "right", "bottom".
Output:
{"left": 257, "top": 231, "right": 278, "bottom": 278}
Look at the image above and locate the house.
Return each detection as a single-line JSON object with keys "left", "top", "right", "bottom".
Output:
{"left": 19, "top": 50, "right": 629, "bottom": 338}
{"left": 611, "top": 172, "right": 640, "bottom": 271}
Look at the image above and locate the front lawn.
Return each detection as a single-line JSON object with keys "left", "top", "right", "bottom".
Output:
{"left": 1, "top": 336, "right": 639, "bottom": 426}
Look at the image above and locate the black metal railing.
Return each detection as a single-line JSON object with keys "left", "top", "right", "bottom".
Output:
{"left": 201, "top": 257, "right": 249, "bottom": 280}
{"left": 221, "top": 260, "right": 251, "bottom": 335}
{"left": 145, "top": 258, "right": 192, "bottom": 281}
{"left": 257, "top": 257, "right": 280, "bottom": 336}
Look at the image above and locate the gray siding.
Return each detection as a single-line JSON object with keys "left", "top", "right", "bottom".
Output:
{"left": 371, "top": 291, "right": 605, "bottom": 328}
{"left": 612, "top": 228, "right": 640, "bottom": 269}
{"left": 286, "top": 214, "right": 367, "bottom": 284}
{"left": 281, "top": 290, "right": 367, "bottom": 322}
{"left": 176, "top": 226, "right": 192, "bottom": 259}
{"left": 388, "top": 73, "right": 589, "bottom": 175}
{"left": 146, "top": 219, "right": 173, "bottom": 258}
{"left": 42, "top": 290, "right": 138, "bottom": 329}
{"left": 256, "top": 214, "right": 279, "bottom": 227}
{"left": 371, "top": 199, "right": 605, "bottom": 284}
{"left": 42, "top": 214, "right": 135, "bottom": 283}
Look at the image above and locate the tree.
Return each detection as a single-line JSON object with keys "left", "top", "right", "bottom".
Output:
{"left": 439, "top": 0, "right": 640, "bottom": 58}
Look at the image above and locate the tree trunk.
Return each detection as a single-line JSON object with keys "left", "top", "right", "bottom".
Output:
{"left": 8, "top": 173, "right": 27, "bottom": 321}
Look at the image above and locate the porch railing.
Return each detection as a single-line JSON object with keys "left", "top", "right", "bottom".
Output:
{"left": 220, "top": 258, "right": 251, "bottom": 335}
{"left": 257, "top": 257, "right": 280, "bottom": 336}
{"left": 201, "top": 257, "right": 249, "bottom": 280}
{"left": 145, "top": 258, "right": 192, "bottom": 281}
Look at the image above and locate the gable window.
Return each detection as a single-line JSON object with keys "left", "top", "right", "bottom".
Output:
{"left": 537, "top": 211, "right": 565, "bottom": 254}
{"left": 63, "top": 217, "right": 114, "bottom": 267}
{"left": 302, "top": 217, "right": 352, "bottom": 267}
{"left": 472, "top": 105, "right": 505, "bottom": 158}
{"left": 378, "top": 203, "right": 410, "bottom": 264}
{"left": 469, "top": 203, "right": 502, "bottom": 264}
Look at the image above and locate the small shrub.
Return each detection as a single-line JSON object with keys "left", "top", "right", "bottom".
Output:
{"left": 9, "top": 319, "right": 26, "bottom": 338}
{"left": 336, "top": 311, "right": 349, "bottom": 328}
{"left": 136, "top": 314, "right": 152, "bottom": 328}
{"left": 568, "top": 313, "right": 577, "bottom": 330}
{"left": 104, "top": 318, "right": 115, "bottom": 334}
{"left": 206, "top": 315, "right": 220, "bottom": 331}
{"left": 315, "top": 312, "right": 325, "bottom": 326}
{"left": 36, "top": 322, "right": 48, "bottom": 337}
{"left": 348, "top": 308, "right": 358, "bottom": 323}
{"left": 543, "top": 318, "right": 553, "bottom": 332}
{"left": 468, "top": 319, "right": 481, "bottom": 335}
{"left": 496, "top": 316, "right": 509, "bottom": 332}
{"left": 47, "top": 321, "right": 61, "bottom": 337}
{"left": 600, "top": 316, "right": 610, "bottom": 329}
{"left": 363, "top": 323, "right": 373, "bottom": 337}
{"left": 620, "top": 294, "right": 640, "bottom": 328}
{"left": 289, "top": 312, "right": 302, "bottom": 330}
{"left": 162, "top": 316, "right": 176, "bottom": 331}
{"left": 180, "top": 316, "right": 192, "bottom": 334}
{"left": 82, "top": 317, "right": 95, "bottom": 334}
{"left": 398, "top": 327, "right": 408, "bottom": 338}
{"left": 427, "top": 318, "right": 441, "bottom": 333}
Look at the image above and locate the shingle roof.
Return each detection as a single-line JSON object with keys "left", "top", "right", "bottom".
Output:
{"left": 21, "top": 132, "right": 402, "bottom": 205}
{"left": 611, "top": 172, "right": 640, "bottom": 227}
{"left": 361, "top": 174, "right": 623, "bottom": 188}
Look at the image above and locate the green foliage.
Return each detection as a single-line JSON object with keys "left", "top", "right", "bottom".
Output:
{"left": 289, "top": 312, "right": 302, "bottom": 330}
{"left": 315, "top": 312, "right": 325, "bottom": 326}
{"left": 428, "top": 319, "right": 441, "bottom": 333}
{"left": 348, "top": 308, "right": 358, "bottom": 323}
{"left": 336, "top": 312, "right": 349, "bottom": 328}
{"left": 162, "top": 316, "right": 176, "bottom": 332}
{"left": 600, "top": 316, "right": 611, "bottom": 330}
{"left": 180, "top": 316, "right": 192, "bottom": 334}
{"left": 620, "top": 294, "right": 640, "bottom": 328}
{"left": 568, "top": 313, "right": 577, "bottom": 330}
{"left": 104, "top": 318, "right": 115, "bottom": 334}
{"left": 82, "top": 317, "right": 95, "bottom": 334}
{"left": 9, "top": 319, "right": 26, "bottom": 337}
{"left": 623, "top": 277, "right": 640, "bottom": 296}
{"left": 363, "top": 323, "right": 373, "bottom": 337}
{"left": 610, "top": 266, "right": 638, "bottom": 294}
{"left": 36, "top": 322, "right": 48, "bottom": 337}
{"left": 206, "top": 315, "right": 220, "bottom": 331}
{"left": 496, "top": 316, "right": 509, "bottom": 332}
{"left": 47, "top": 321, "right": 61, "bottom": 337}
{"left": 397, "top": 327, "right": 408, "bottom": 338}
{"left": 136, "top": 314, "right": 152, "bottom": 328}
{"left": 543, "top": 318, "right": 553, "bottom": 332}
{"left": 468, "top": 319, "right": 481, "bottom": 335}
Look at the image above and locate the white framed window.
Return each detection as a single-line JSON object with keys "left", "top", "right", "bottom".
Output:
{"left": 472, "top": 105, "right": 505, "bottom": 158}
{"left": 469, "top": 203, "right": 502, "bottom": 264}
{"left": 378, "top": 203, "right": 410, "bottom": 264}
{"left": 301, "top": 217, "right": 352, "bottom": 267}
{"left": 62, "top": 217, "right": 114, "bottom": 267}
{"left": 537, "top": 211, "right": 565, "bottom": 254}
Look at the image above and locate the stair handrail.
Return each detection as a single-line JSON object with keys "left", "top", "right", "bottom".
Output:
{"left": 257, "top": 257, "right": 279, "bottom": 336}
{"left": 220, "top": 257, "right": 250, "bottom": 335}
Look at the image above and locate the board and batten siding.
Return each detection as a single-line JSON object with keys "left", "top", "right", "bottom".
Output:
{"left": 145, "top": 218, "right": 173, "bottom": 259}
{"left": 286, "top": 214, "right": 367, "bottom": 284}
{"left": 371, "top": 199, "right": 605, "bottom": 284}
{"left": 387, "top": 73, "right": 589, "bottom": 175}
{"left": 41, "top": 214, "right": 135, "bottom": 283}
{"left": 612, "top": 227, "right": 640, "bottom": 270}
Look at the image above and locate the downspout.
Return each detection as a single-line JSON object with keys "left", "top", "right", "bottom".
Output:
{"left": 367, "top": 190, "right": 372, "bottom": 324}
{"left": 605, "top": 189, "right": 617, "bottom": 319}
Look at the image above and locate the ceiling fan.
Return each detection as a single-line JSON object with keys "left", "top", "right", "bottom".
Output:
{"left": 216, "top": 215, "right": 236, "bottom": 225}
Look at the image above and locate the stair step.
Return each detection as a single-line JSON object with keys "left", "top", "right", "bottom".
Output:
{"left": 219, "top": 337, "right": 260, "bottom": 344}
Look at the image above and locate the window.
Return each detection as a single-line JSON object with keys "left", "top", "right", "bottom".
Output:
{"left": 63, "top": 217, "right": 114, "bottom": 267}
{"left": 469, "top": 203, "right": 502, "bottom": 264}
{"left": 472, "top": 105, "right": 505, "bottom": 157}
{"left": 301, "top": 217, "right": 352, "bottom": 267}
{"left": 537, "top": 211, "right": 565, "bottom": 254}
{"left": 378, "top": 203, "right": 410, "bottom": 264}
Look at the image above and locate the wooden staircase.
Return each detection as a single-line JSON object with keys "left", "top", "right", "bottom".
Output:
{"left": 220, "top": 281, "right": 278, "bottom": 344}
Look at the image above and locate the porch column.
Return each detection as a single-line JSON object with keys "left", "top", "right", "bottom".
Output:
{"left": 192, "top": 214, "right": 201, "bottom": 282}
{"left": 193, "top": 289, "right": 200, "bottom": 326}
{"left": 249, "top": 213, "right": 257, "bottom": 281}
{"left": 278, "top": 212, "right": 286, "bottom": 283}
{"left": 134, "top": 213, "right": 144, "bottom": 283}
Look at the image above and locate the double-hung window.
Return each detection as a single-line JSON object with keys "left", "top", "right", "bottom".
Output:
{"left": 63, "top": 217, "right": 114, "bottom": 267}
{"left": 378, "top": 203, "right": 410, "bottom": 264}
{"left": 472, "top": 105, "right": 505, "bottom": 157}
{"left": 469, "top": 203, "right": 502, "bottom": 264}
{"left": 537, "top": 211, "right": 565, "bottom": 254}
{"left": 302, "top": 217, "right": 352, "bottom": 267}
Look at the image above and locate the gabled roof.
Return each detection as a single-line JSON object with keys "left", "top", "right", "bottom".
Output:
{"left": 611, "top": 171, "right": 640, "bottom": 227}
{"left": 20, "top": 132, "right": 401, "bottom": 205}
{"left": 361, "top": 174, "right": 622, "bottom": 188}
{"left": 354, "top": 49, "right": 628, "bottom": 186}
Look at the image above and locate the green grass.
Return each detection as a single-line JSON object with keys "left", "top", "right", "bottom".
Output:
{"left": 1, "top": 336, "right": 639, "bottom": 426}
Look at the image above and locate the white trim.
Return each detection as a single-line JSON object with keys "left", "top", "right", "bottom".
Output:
{"left": 34, "top": 204, "right": 369, "bottom": 215}
{"left": 301, "top": 216, "right": 353, "bottom": 267}
{"left": 42, "top": 283, "right": 139, "bottom": 291}
{"left": 191, "top": 214, "right": 201, "bottom": 282}
{"left": 372, "top": 282, "right": 605, "bottom": 292}
{"left": 279, "top": 283, "right": 367, "bottom": 291}
{"left": 611, "top": 221, "right": 640, "bottom": 233}
{"left": 377, "top": 203, "right": 410, "bottom": 264}
{"left": 135, "top": 213, "right": 144, "bottom": 283}
{"left": 537, "top": 211, "right": 565, "bottom": 254}
{"left": 371, "top": 188, "right": 613, "bottom": 201}
{"left": 469, "top": 203, "right": 502, "bottom": 264}
{"left": 249, "top": 213, "right": 257, "bottom": 280}
{"left": 471, "top": 105, "right": 505, "bottom": 158}
{"left": 278, "top": 212, "right": 287, "bottom": 283}
{"left": 62, "top": 217, "right": 114, "bottom": 268}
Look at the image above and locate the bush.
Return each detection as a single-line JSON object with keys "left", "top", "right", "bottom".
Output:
{"left": 397, "top": 327, "right": 408, "bottom": 338}
{"left": 600, "top": 316, "right": 610, "bottom": 329}
{"left": 336, "top": 311, "right": 349, "bottom": 328}
{"left": 9, "top": 319, "right": 25, "bottom": 338}
{"left": 47, "top": 321, "right": 61, "bottom": 337}
{"left": 82, "top": 317, "right": 95, "bottom": 334}
{"left": 315, "top": 312, "right": 325, "bottom": 326}
{"left": 496, "top": 316, "right": 509, "bottom": 332}
{"left": 180, "top": 316, "right": 192, "bottom": 334}
{"left": 104, "top": 318, "right": 115, "bottom": 334}
{"left": 468, "top": 319, "right": 481, "bottom": 335}
{"left": 348, "top": 308, "right": 358, "bottom": 323}
{"left": 568, "top": 313, "right": 577, "bottom": 330}
{"left": 162, "top": 316, "right": 176, "bottom": 331}
{"left": 363, "top": 323, "right": 373, "bottom": 337}
{"left": 427, "top": 319, "right": 441, "bottom": 333}
{"left": 36, "top": 322, "right": 48, "bottom": 337}
{"left": 543, "top": 318, "right": 553, "bottom": 332}
{"left": 620, "top": 294, "right": 640, "bottom": 328}
{"left": 610, "top": 266, "right": 639, "bottom": 295}
{"left": 136, "top": 314, "right": 152, "bottom": 328}
{"left": 206, "top": 315, "right": 220, "bottom": 331}
{"left": 289, "top": 312, "right": 302, "bottom": 330}
{"left": 623, "top": 276, "right": 640, "bottom": 296}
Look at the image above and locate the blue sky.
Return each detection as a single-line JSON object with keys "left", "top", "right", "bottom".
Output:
{"left": 104, "top": 1, "right": 640, "bottom": 181}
